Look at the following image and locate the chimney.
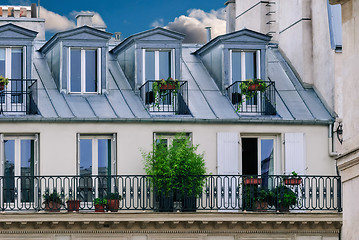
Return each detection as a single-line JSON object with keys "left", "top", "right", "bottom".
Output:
{"left": 76, "top": 13, "right": 94, "bottom": 27}
{"left": 205, "top": 27, "right": 211, "bottom": 43}
{"left": 115, "top": 32, "right": 121, "bottom": 41}
{"left": 225, "top": 0, "right": 236, "bottom": 33}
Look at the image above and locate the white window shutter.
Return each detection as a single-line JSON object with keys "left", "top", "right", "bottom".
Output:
{"left": 284, "top": 133, "right": 306, "bottom": 175}
{"left": 217, "top": 132, "right": 239, "bottom": 175}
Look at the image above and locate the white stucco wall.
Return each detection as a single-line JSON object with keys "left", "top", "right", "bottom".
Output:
{"left": 0, "top": 122, "right": 336, "bottom": 176}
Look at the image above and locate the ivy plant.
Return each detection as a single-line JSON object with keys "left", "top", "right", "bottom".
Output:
{"left": 152, "top": 77, "right": 181, "bottom": 109}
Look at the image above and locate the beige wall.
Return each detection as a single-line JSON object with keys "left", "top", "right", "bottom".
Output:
{"left": 233, "top": 0, "right": 338, "bottom": 112}
{"left": 0, "top": 122, "right": 336, "bottom": 176}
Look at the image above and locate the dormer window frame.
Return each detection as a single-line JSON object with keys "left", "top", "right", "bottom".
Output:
{"left": 229, "top": 49, "right": 261, "bottom": 85}
{"left": 67, "top": 47, "right": 102, "bottom": 94}
{"left": 142, "top": 48, "right": 176, "bottom": 85}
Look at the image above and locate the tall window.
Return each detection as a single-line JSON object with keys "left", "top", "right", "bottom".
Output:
{"left": 78, "top": 135, "right": 115, "bottom": 202}
{"left": 230, "top": 50, "right": 260, "bottom": 83}
{"left": 144, "top": 50, "right": 173, "bottom": 82}
{"left": 0, "top": 47, "right": 25, "bottom": 104}
{"left": 2, "top": 135, "right": 38, "bottom": 207}
{"left": 241, "top": 137, "right": 275, "bottom": 188}
{"left": 69, "top": 48, "right": 100, "bottom": 93}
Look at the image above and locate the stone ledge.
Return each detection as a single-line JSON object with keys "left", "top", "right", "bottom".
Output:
{"left": 0, "top": 212, "right": 342, "bottom": 233}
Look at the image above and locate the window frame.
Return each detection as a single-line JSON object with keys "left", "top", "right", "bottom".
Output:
{"left": 0, "top": 134, "right": 39, "bottom": 208}
{"left": 68, "top": 47, "right": 101, "bottom": 94}
{"left": 154, "top": 132, "right": 192, "bottom": 148}
{"left": 142, "top": 49, "right": 175, "bottom": 85}
{"left": 229, "top": 49, "right": 261, "bottom": 85}
{"left": 239, "top": 135, "right": 279, "bottom": 176}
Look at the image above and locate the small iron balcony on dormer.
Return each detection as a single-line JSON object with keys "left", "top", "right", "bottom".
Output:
{"left": 139, "top": 80, "right": 190, "bottom": 115}
{"left": 226, "top": 80, "right": 276, "bottom": 115}
{"left": 0, "top": 79, "right": 38, "bottom": 115}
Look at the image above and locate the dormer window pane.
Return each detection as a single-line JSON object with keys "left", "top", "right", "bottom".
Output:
{"left": 85, "top": 50, "right": 97, "bottom": 92}
{"left": 145, "top": 51, "right": 155, "bottom": 81}
{"left": 232, "top": 51, "right": 241, "bottom": 81}
{"left": 159, "top": 51, "right": 171, "bottom": 79}
{"left": 70, "top": 49, "right": 81, "bottom": 92}
{"left": 245, "top": 51, "right": 257, "bottom": 79}
{"left": 0, "top": 49, "right": 5, "bottom": 76}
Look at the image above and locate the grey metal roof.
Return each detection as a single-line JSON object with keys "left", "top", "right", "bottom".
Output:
{"left": 3, "top": 31, "right": 334, "bottom": 125}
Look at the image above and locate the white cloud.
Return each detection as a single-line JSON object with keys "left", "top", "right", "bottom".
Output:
{"left": 39, "top": 7, "right": 75, "bottom": 31}
{"left": 39, "top": 8, "right": 106, "bottom": 32}
{"left": 151, "top": 18, "right": 164, "bottom": 28}
{"left": 165, "top": 8, "right": 226, "bottom": 43}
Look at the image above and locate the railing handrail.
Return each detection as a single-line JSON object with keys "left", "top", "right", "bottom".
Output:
{"left": 139, "top": 80, "right": 188, "bottom": 91}
{"left": 226, "top": 80, "right": 274, "bottom": 90}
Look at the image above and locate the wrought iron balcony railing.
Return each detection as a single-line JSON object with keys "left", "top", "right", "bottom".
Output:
{"left": 0, "top": 175, "right": 341, "bottom": 212}
{"left": 139, "top": 80, "right": 190, "bottom": 115}
{"left": 0, "top": 79, "right": 38, "bottom": 114}
{"left": 226, "top": 80, "right": 276, "bottom": 115}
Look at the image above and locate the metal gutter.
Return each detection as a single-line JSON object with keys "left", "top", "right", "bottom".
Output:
{"left": 0, "top": 116, "right": 333, "bottom": 125}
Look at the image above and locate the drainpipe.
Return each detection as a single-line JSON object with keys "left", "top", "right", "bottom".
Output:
{"left": 329, "top": 123, "right": 339, "bottom": 157}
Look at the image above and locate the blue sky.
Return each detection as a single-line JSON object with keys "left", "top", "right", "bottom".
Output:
{"left": 3, "top": 0, "right": 226, "bottom": 42}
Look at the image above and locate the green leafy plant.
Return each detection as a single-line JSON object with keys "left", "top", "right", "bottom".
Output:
{"left": 152, "top": 77, "right": 181, "bottom": 109}
{"left": 43, "top": 192, "right": 62, "bottom": 204}
{"left": 269, "top": 185, "right": 297, "bottom": 209}
{"left": 93, "top": 197, "right": 107, "bottom": 205}
{"left": 236, "top": 79, "right": 267, "bottom": 111}
{"left": 0, "top": 75, "right": 9, "bottom": 86}
{"left": 143, "top": 133, "right": 206, "bottom": 202}
{"left": 107, "top": 193, "right": 122, "bottom": 200}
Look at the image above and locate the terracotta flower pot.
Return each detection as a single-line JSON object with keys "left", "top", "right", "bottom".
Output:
{"left": 45, "top": 201, "right": 61, "bottom": 212}
{"left": 284, "top": 178, "right": 302, "bottom": 185}
{"left": 248, "top": 84, "right": 264, "bottom": 91}
{"left": 95, "top": 204, "right": 106, "bottom": 212}
{"left": 66, "top": 200, "right": 80, "bottom": 212}
{"left": 160, "top": 83, "right": 176, "bottom": 90}
{"left": 243, "top": 178, "right": 262, "bottom": 185}
{"left": 255, "top": 201, "right": 268, "bottom": 212}
{"left": 107, "top": 199, "right": 119, "bottom": 212}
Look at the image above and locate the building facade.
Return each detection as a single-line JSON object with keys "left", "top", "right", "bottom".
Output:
{"left": 0, "top": 3, "right": 342, "bottom": 240}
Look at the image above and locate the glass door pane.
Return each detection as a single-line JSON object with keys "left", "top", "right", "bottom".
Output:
{"left": 20, "top": 140, "right": 34, "bottom": 202}
{"left": 145, "top": 51, "right": 155, "bottom": 81}
{"left": 260, "top": 139, "right": 274, "bottom": 188}
{"left": 98, "top": 139, "right": 110, "bottom": 198}
{"left": 79, "top": 139, "right": 93, "bottom": 202}
{"left": 232, "top": 51, "right": 241, "bottom": 82}
{"left": 4, "top": 140, "right": 15, "bottom": 203}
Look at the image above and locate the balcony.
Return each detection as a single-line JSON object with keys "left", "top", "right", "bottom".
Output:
{"left": 226, "top": 80, "right": 276, "bottom": 115}
{"left": 0, "top": 175, "right": 341, "bottom": 212}
{"left": 139, "top": 80, "right": 190, "bottom": 115}
{"left": 0, "top": 79, "right": 38, "bottom": 114}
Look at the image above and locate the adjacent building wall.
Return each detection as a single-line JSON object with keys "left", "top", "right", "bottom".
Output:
{"left": 232, "top": 0, "right": 338, "bottom": 112}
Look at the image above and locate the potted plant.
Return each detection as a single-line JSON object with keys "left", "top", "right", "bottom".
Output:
{"left": 284, "top": 171, "right": 302, "bottom": 185}
{"left": 143, "top": 133, "right": 206, "bottom": 212}
{"left": 0, "top": 76, "right": 9, "bottom": 91}
{"left": 66, "top": 196, "right": 81, "bottom": 212}
{"left": 107, "top": 193, "right": 122, "bottom": 212}
{"left": 152, "top": 77, "right": 181, "bottom": 109}
{"left": 269, "top": 185, "right": 297, "bottom": 212}
{"left": 94, "top": 197, "right": 107, "bottom": 212}
{"left": 236, "top": 79, "right": 267, "bottom": 111}
{"left": 43, "top": 192, "right": 62, "bottom": 212}
{"left": 254, "top": 187, "right": 271, "bottom": 211}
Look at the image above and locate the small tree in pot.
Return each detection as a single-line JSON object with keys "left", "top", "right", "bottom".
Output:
{"left": 43, "top": 191, "right": 62, "bottom": 212}
{"left": 143, "top": 133, "right": 206, "bottom": 212}
{"left": 269, "top": 185, "right": 297, "bottom": 212}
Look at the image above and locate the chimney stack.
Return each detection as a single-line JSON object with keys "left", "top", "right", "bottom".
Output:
{"left": 205, "top": 27, "right": 212, "bottom": 43}
{"left": 76, "top": 13, "right": 94, "bottom": 27}
{"left": 225, "top": 0, "right": 236, "bottom": 33}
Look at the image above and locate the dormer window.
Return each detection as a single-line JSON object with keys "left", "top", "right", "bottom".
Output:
{"left": 69, "top": 48, "right": 101, "bottom": 93}
{"left": 144, "top": 49, "right": 174, "bottom": 82}
{"left": 230, "top": 50, "right": 261, "bottom": 83}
